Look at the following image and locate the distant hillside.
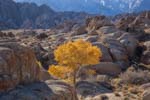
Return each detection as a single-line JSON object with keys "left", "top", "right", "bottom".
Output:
{"left": 0, "top": 0, "right": 89, "bottom": 30}
{"left": 15, "top": 0, "right": 150, "bottom": 15}
{"left": 137, "top": 0, "right": 150, "bottom": 11}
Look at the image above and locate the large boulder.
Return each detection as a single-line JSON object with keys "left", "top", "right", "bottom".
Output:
{"left": 104, "top": 39, "right": 128, "bottom": 62}
{"left": 142, "top": 89, "right": 150, "bottom": 100}
{"left": 40, "top": 67, "right": 53, "bottom": 81}
{"left": 0, "top": 82, "right": 55, "bottom": 100}
{"left": 85, "top": 36, "right": 99, "bottom": 43}
{"left": 97, "top": 26, "right": 118, "bottom": 35}
{"left": 86, "top": 16, "right": 113, "bottom": 31}
{"left": 140, "top": 83, "right": 150, "bottom": 90}
{"left": 0, "top": 41, "right": 40, "bottom": 92}
{"left": 76, "top": 81, "right": 113, "bottom": 97}
{"left": 31, "top": 43, "right": 56, "bottom": 69}
{"left": 115, "top": 16, "right": 136, "bottom": 31}
{"left": 36, "top": 32, "right": 48, "bottom": 39}
{"left": 104, "top": 39, "right": 129, "bottom": 70}
{"left": 84, "top": 92, "right": 124, "bottom": 100}
{"left": 92, "top": 42, "right": 113, "bottom": 62}
{"left": 140, "top": 83, "right": 150, "bottom": 100}
{"left": 46, "top": 80, "right": 76, "bottom": 100}
{"left": 0, "top": 31, "right": 15, "bottom": 38}
{"left": 0, "top": 81, "right": 76, "bottom": 100}
{"left": 115, "top": 61, "right": 130, "bottom": 70}
{"left": 141, "top": 51, "right": 150, "bottom": 65}
{"left": 120, "top": 37, "right": 139, "bottom": 57}
{"left": 90, "top": 62, "right": 122, "bottom": 75}
{"left": 71, "top": 25, "right": 87, "bottom": 36}
{"left": 115, "top": 11, "right": 150, "bottom": 33}
{"left": 130, "top": 11, "right": 150, "bottom": 30}
{"left": 80, "top": 62, "right": 122, "bottom": 76}
{"left": 141, "top": 41, "right": 150, "bottom": 65}
{"left": 102, "top": 31, "right": 123, "bottom": 40}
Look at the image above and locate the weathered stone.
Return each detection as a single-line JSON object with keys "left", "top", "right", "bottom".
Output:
{"left": 97, "top": 26, "right": 118, "bottom": 34}
{"left": 80, "top": 62, "right": 121, "bottom": 76}
{"left": 141, "top": 41, "right": 150, "bottom": 65}
{"left": 86, "top": 16, "right": 113, "bottom": 31}
{"left": 142, "top": 89, "right": 150, "bottom": 100}
{"left": 115, "top": 61, "right": 130, "bottom": 70}
{"left": 92, "top": 42, "right": 113, "bottom": 62}
{"left": 76, "top": 81, "right": 113, "bottom": 97}
{"left": 88, "top": 30, "right": 98, "bottom": 35}
{"left": 104, "top": 31, "right": 123, "bottom": 39}
{"left": 72, "top": 25, "right": 87, "bottom": 35}
{"left": 140, "top": 83, "right": 150, "bottom": 100}
{"left": 46, "top": 80, "right": 76, "bottom": 100}
{"left": 0, "top": 31, "right": 15, "bottom": 38}
{"left": 36, "top": 33, "right": 48, "bottom": 39}
{"left": 85, "top": 36, "right": 99, "bottom": 43}
{"left": 84, "top": 92, "right": 124, "bottom": 100}
{"left": 40, "top": 68, "right": 53, "bottom": 81}
{"left": 120, "top": 37, "right": 139, "bottom": 57}
{"left": 141, "top": 51, "right": 150, "bottom": 65}
{"left": 0, "top": 81, "right": 76, "bottom": 100}
{"left": 105, "top": 39, "right": 128, "bottom": 61}
{"left": 140, "top": 83, "right": 150, "bottom": 90}
{"left": 0, "top": 42, "right": 40, "bottom": 92}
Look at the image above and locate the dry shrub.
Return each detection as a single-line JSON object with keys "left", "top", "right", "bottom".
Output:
{"left": 120, "top": 68, "right": 150, "bottom": 85}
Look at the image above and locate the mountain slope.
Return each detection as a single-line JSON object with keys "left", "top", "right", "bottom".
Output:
{"left": 15, "top": 0, "right": 103, "bottom": 14}
{"left": 15, "top": 0, "right": 150, "bottom": 15}
{"left": 137, "top": 0, "right": 150, "bottom": 11}
{"left": 0, "top": 0, "right": 89, "bottom": 29}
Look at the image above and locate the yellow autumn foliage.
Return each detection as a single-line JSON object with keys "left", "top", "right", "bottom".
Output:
{"left": 48, "top": 65, "right": 73, "bottom": 79}
{"left": 54, "top": 39, "right": 102, "bottom": 68}
{"left": 48, "top": 39, "right": 102, "bottom": 85}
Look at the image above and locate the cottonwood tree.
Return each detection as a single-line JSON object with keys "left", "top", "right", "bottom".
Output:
{"left": 48, "top": 39, "right": 102, "bottom": 99}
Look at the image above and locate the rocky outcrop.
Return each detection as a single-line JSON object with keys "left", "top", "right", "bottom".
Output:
{"left": 141, "top": 41, "right": 150, "bottom": 66}
{"left": 84, "top": 92, "right": 124, "bottom": 100}
{"left": 1, "top": 9, "right": 150, "bottom": 100}
{"left": 0, "top": 41, "right": 40, "bottom": 92}
{"left": 0, "top": 81, "right": 76, "bottom": 100}
{"left": 36, "top": 33, "right": 48, "bottom": 39}
{"left": 115, "top": 11, "right": 150, "bottom": 33}
{"left": 140, "top": 83, "right": 150, "bottom": 100}
{"left": 76, "top": 81, "right": 113, "bottom": 97}
{"left": 0, "top": 39, "right": 77, "bottom": 100}
{"left": 120, "top": 37, "right": 139, "bottom": 57}
{"left": 86, "top": 16, "right": 113, "bottom": 31}
{"left": 71, "top": 25, "right": 87, "bottom": 36}
{"left": 95, "top": 29, "right": 140, "bottom": 70}
{"left": 103, "top": 39, "right": 130, "bottom": 70}
{"left": 115, "top": 16, "right": 136, "bottom": 32}
{"left": 46, "top": 80, "right": 76, "bottom": 100}
{"left": 0, "top": 82, "right": 55, "bottom": 100}
{"left": 0, "top": 31, "right": 15, "bottom": 38}
{"left": 142, "top": 89, "right": 150, "bottom": 100}
{"left": 85, "top": 36, "right": 99, "bottom": 43}
{"left": 79, "top": 62, "right": 121, "bottom": 77}
{"left": 97, "top": 26, "right": 118, "bottom": 35}
{"left": 92, "top": 42, "right": 113, "bottom": 62}
{"left": 105, "top": 39, "right": 128, "bottom": 62}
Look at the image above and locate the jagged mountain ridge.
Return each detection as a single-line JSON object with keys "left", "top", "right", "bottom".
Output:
{"left": 0, "top": 0, "right": 89, "bottom": 29}
{"left": 15, "top": 0, "right": 150, "bottom": 15}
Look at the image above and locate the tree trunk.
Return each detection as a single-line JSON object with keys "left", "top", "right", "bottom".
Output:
{"left": 73, "top": 69, "right": 78, "bottom": 100}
